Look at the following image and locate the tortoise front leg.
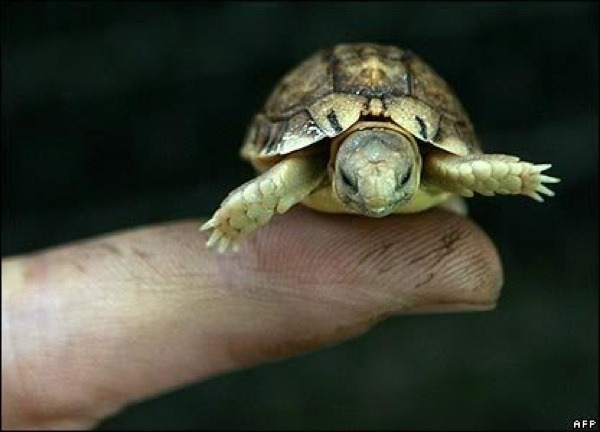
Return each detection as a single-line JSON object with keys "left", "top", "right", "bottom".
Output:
{"left": 200, "top": 155, "right": 326, "bottom": 253}
{"left": 424, "top": 149, "right": 560, "bottom": 202}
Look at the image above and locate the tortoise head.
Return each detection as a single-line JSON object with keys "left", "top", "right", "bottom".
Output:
{"left": 332, "top": 128, "right": 421, "bottom": 217}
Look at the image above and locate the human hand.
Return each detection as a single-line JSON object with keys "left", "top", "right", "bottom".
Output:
{"left": 2, "top": 207, "right": 502, "bottom": 430}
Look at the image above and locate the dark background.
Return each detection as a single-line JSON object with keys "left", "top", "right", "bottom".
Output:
{"left": 2, "top": 2, "right": 598, "bottom": 430}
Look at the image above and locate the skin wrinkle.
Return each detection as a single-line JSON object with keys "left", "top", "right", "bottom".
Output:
{"left": 407, "top": 228, "right": 464, "bottom": 266}
{"left": 227, "top": 225, "right": 363, "bottom": 309}
{"left": 407, "top": 226, "right": 502, "bottom": 309}
{"left": 239, "top": 220, "right": 364, "bottom": 307}
{"left": 231, "top": 208, "right": 501, "bottom": 312}
{"left": 414, "top": 273, "right": 435, "bottom": 289}
{"left": 357, "top": 241, "right": 395, "bottom": 266}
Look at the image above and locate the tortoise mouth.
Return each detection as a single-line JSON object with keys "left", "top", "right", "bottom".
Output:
{"left": 365, "top": 206, "right": 394, "bottom": 217}
{"left": 332, "top": 186, "right": 412, "bottom": 218}
{"left": 342, "top": 193, "right": 413, "bottom": 217}
{"left": 349, "top": 203, "right": 396, "bottom": 218}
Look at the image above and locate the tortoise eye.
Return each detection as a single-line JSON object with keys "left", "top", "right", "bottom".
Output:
{"left": 399, "top": 166, "right": 412, "bottom": 187}
{"left": 341, "top": 170, "right": 358, "bottom": 191}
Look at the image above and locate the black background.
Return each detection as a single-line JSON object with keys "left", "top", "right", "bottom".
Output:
{"left": 2, "top": 2, "right": 598, "bottom": 430}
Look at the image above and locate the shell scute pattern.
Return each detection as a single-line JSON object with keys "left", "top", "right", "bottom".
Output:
{"left": 245, "top": 43, "right": 480, "bottom": 160}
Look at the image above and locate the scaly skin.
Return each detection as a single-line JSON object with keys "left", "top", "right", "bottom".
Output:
{"left": 200, "top": 156, "right": 326, "bottom": 252}
{"left": 424, "top": 150, "right": 560, "bottom": 202}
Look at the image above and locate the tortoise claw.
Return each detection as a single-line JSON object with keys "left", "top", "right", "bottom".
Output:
{"left": 529, "top": 163, "right": 560, "bottom": 202}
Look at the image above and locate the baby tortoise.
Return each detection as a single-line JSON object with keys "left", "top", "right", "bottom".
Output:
{"left": 201, "top": 43, "right": 559, "bottom": 252}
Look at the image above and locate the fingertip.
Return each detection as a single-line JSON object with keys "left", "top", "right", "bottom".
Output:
{"left": 236, "top": 207, "right": 503, "bottom": 315}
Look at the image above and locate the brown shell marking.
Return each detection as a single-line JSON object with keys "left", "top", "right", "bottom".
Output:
{"left": 400, "top": 51, "right": 480, "bottom": 154}
{"left": 242, "top": 43, "right": 480, "bottom": 161}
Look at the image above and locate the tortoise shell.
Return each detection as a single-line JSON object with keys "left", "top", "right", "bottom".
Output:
{"left": 241, "top": 43, "right": 481, "bottom": 163}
